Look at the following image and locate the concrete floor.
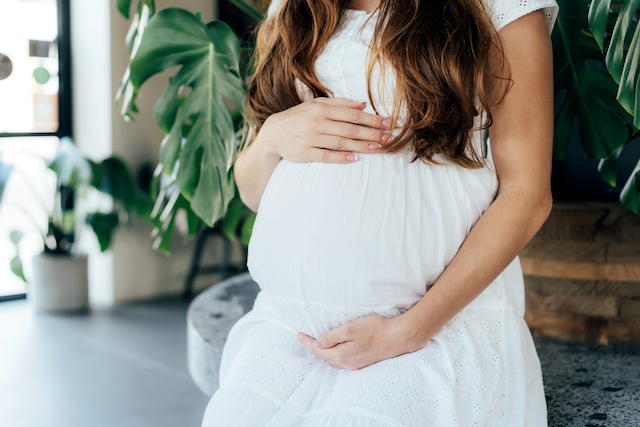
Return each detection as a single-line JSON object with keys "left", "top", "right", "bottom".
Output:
{"left": 0, "top": 297, "right": 210, "bottom": 427}
{"left": 1, "top": 297, "right": 639, "bottom": 427}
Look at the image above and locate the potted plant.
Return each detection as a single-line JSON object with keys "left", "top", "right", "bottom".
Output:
{"left": 115, "top": 0, "right": 639, "bottom": 251}
{"left": 0, "top": 137, "right": 155, "bottom": 312}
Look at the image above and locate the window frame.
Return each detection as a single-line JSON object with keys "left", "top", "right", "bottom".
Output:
{"left": 0, "top": 0, "right": 72, "bottom": 139}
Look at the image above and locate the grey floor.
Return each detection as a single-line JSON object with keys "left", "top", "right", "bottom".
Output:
{"left": 0, "top": 297, "right": 210, "bottom": 427}
{"left": 1, "top": 297, "right": 639, "bottom": 427}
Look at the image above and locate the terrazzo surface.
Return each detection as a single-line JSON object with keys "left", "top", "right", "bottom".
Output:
{"left": 535, "top": 337, "right": 640, "bottom": 427}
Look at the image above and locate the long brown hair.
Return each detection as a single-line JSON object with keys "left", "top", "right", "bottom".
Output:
{"left": 241, "top": 0, "right": 512, "bottom": 168}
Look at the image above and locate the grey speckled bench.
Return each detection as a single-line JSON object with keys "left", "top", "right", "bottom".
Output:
{"left": 187, "top": 273, "right": 640, "bottom": 426}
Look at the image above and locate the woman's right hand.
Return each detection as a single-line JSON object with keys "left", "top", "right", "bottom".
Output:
{"left": 258, "top": 97, "right": 392, "bottom": 164}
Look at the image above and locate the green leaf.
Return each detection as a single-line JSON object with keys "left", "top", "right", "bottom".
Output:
{"left": 92, "top": 157, "right": 137, "bottom": 211}
{"left": 10, "top": 254, "right": 26, "bottom": 282}
{"left": 240, "top": 211, "right": 256, "bottom": 247}
{"left": 9, "top": 230, "right": 23, "bottom": 246}
{"left": 588, "top": 0, "right": 612, "bottom": 52}
{"left": 117, "top": 0, "right": 155, "bottom": 25}
{"left": 0, "top": 158, "right": 13, "bottom": 202}
{"left": 226, "top": 0, "right": 265, "bottom": 21}
{"left": 117, "top": 0, "right": 132, "bottom": 19}
{"left": 604, "top": 0, "right": 640, "bottom": 85}
{"left": 617, "top": 19, "right": 640, "bottom": 124}
{"left": 151, "top": 190, "right": 183, "bottom": 255}
{"left": 620, "top": 157, "right": 640, "bottom": 214}
{"left": 128, "top": 9, "right": 246, "bottom": 227}
{"left": 115, "top": 4, "right": 153, "bottom": 121}
{"left": 48, "top": 137, "right": 93, "bottom": 188}
{"left": 554, "top": 0, "right": 636, "bottom": 159}
{"left": 220, "top": 195, "right": 245, "bottom": 242}
{"left": 87, "top": 212, "right": 120, "bottom": 252}
{"left": 597, "top": 142, "right": 625, "bottom": 187}
{"left": 589, "top": 0, "right": 640, "bottom": 127}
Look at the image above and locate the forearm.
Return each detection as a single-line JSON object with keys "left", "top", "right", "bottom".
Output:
{"left": 234, "top": 123, "right": 283, "bottom": 212}
{"left": 397, "top": 183, "right": 553, "bottom": 351}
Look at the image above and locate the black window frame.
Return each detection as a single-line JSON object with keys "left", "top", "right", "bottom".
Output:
{"left": 0, "top": 0, "right": 72, "bottom": 139}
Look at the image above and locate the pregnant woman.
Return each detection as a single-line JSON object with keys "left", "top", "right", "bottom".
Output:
{"left": 202, "top": 0, "right": 559, "bottom": 425}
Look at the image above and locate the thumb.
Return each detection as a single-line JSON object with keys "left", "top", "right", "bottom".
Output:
{"left": 317, "top": 326, "right": 349, "bottom": 349}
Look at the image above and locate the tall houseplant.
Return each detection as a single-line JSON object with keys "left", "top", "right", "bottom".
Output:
{"left": 116, "top": 0, "right": 259, "bottom": 253}
{"left": 116, "top": 0, "right": 640, "bottom": 244}
{"left": 0, "top": 138, "right": 155, "bottom": 311}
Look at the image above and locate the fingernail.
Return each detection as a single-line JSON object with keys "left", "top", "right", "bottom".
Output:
{"left": 315, "top": 338, "right": 322, "bottom": 347}
{"left": 381, "top": 133, "right": 389, "bottom": 143}
{"left": 382, "top": 118, "right": 391, "bottom": 128}
{"left": 368, "top": 143, "right": 381, "bottom": 151}
{"left": 346, "top": 153, "right": 357, "bottom": 162}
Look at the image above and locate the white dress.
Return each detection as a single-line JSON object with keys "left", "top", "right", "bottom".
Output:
{"left": 202, "top": 0, "right": 559, "bottom": 425}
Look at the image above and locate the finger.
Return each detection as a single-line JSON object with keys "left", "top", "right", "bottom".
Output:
{"left": 296, "top": 332, "right": 317, "bottom": 349}
{"left": 296, "top": 332, "right": 346, "bottom": 367}
{"left": 312, "top": 96, "right": 365, "bottom": 109}
{"left": 314, "top": 135, "right": 382, "bottom": 155}
{"left": 324, "top": 104, "right": 391, "bottom": 131}
{"left": 318, "top": 325, "right": 351, "bottom": 349}
{"left": 316, "top": 122, "right": 389, "bottom": 148}
{"left": 309, "top": 148, "right": 359, "bottom": 164}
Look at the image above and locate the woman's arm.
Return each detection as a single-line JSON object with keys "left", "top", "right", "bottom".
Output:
{"left": 297, "top": 9, "right": 554, "bottom": 369}
{"left": 234, "top": 123, "right": 283, "bottom": 212}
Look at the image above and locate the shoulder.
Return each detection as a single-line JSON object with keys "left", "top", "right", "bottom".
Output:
{"left": 480, "top": 0, "right": 560, "bottom": 35}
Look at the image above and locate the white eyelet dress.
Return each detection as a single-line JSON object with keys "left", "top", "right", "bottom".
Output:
{"left": 202, "top": 0, "right": 559, "bottom": 426}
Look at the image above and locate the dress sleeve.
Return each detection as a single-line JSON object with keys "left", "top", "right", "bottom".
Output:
{"left": 266, "top": 0, "right": 283, "bottom": 18}
{"left": 483, "top": 0, "right": 560, "bottom": 36}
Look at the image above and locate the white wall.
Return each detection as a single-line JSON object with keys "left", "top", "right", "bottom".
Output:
{"left": 71, "top": 0, "right": 246, "bottom": 305}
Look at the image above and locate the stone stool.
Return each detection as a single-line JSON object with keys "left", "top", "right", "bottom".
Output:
{"left": 187, "top": 273, "right": 640, "bottom": 425}
{"left": 187, "top": 272, "right": 259, "bottom": 396}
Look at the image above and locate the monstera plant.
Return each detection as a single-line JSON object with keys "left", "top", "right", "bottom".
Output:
{"left": 116, "top": 0, "right": 640, "bottom": 248}
{"left": 554, "top": 0, "right": 640, "bottom": 213}
{"left": 0, "top": 138, "right": 154, "bottom": 311}
{"left": 115, "top": 0, "right": 260, "bottom": 253}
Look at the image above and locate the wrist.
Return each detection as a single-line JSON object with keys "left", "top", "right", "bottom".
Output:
{"left": 392, "top": 310, "right": 432, "bottom": 353}
{"left": 255, "top": 115, "right": 283, "bottom": 163}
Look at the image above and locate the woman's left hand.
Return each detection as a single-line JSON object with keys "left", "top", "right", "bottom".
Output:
{"left": 296, "top": 314, "right": 426, "bottom": 370}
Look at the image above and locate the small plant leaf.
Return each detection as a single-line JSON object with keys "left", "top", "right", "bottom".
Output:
{"left": 10, "top": 254, "right": 26, "bottom": 282}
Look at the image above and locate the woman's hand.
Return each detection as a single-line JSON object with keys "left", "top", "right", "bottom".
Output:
{"left": 296, "top": 314, "right": 426, "bottom": 371}
{"left": 259, "top": 96, "right": 392, "bottom": 164}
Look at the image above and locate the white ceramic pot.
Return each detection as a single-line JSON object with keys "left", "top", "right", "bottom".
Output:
{"left": 29, "top": 252, "right": 89, "bottom": 312}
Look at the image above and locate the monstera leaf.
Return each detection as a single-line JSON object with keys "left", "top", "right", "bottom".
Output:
{"left": 115, "top": 0, "right": 156, "bottom": 120}
{"left": 48, "top": 136, "right": 93, "bottom": 188}
{"left": 116, "top": 0, "right": 155, "bottom": 20}
{"left": 554, "top": 0, "right": 640, "bottom": 213}
{"left": 125, "top": 9, "right": 246, "bottom": 228}
{"left": 590, "top": 0, "right": 640, "bottom": 122}
{"left": 588, "top": 0, "right": 640, "bottom": 213}
{"left": 553, "top": 0, "right": 637, "bottom": 160}
{"left": 86, "top": 212, "right": 120, "bottom": 252}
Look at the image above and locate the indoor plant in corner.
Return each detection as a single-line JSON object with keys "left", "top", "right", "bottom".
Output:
{"left": 1, "top": 137, "right": 154, "bottom": 312}
{"left": 2, "top": 138, "right": 90, "bottom": 312}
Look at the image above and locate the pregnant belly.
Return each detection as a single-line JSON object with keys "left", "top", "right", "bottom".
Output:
{"left": 246, "top": 153, "right": 497, "bottom": 335}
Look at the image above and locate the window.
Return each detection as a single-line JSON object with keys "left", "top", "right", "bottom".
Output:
{"left": 0, "top": 0, "right": 71, "bottom": 301}
{"left": 0, "top": 0, "right": 71, "bottom": 137}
